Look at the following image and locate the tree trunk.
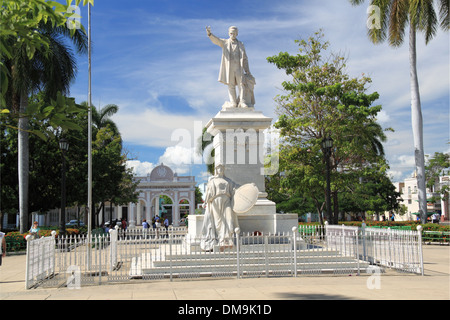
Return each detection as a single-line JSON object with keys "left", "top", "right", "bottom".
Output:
{"left": 314, "top": 198, "right": 325, "bottom": 225}
{"left": 409, "top": 27, "right": 428, "bottom": 224}
{"left": 18, "top": 92, "right": 29, "bottom": 233}
{"left": 332, "top": 191, "right": 339, "bottom": 224}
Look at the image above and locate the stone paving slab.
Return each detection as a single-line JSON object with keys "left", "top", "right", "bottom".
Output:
{"left": 1, "top": 245, "right": 448, "bottom": 301}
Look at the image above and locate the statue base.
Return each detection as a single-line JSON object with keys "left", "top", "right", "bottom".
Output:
{"left": 195, "top": 106, "right": 297, "bottom": 240}
{"left": 188, "top": 213, "right": 298, "bottom": 236}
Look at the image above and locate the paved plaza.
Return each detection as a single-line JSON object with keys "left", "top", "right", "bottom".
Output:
{"left": 0, "top": 245, "right": 448, "bottom": 301}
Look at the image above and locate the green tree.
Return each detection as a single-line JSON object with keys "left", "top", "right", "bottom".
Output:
{"left": 1, "top": 102, "right": 84, "bottom": 227}
{"left": 425, "top": 152, "right": 450, "bottom": 190}
{"left": 0, "top": 120, "right": 19, "bottom": 226}
{"left": 267, "top": 31, "right": 392, "bottom": 224}
{"left": 68, "top": 103, "right": 137, "bottom": 228}
{"left": 349, "top": 0, "right": 449, "bottom": 224}
{"left": 1, "top": 99, "right": 137, "bottom": 230}
{"left": 3, "top": 19, "right": 88, "bottom": 232}
{"left": 339, "top": 160, "right": 400, "bottom": 220}
{"left": 425, "top": 152, "right": 449, "bottom": 209}
{"left": 1, "top": 0, "right": 94, "bottom": 111}
{"left": 78, "top": 101, "right": 120, "bottom": 136}
{"left": 194, "top": 186, "right": 204, "bottom": 207}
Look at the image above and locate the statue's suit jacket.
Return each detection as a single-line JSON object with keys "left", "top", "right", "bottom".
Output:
{"left": 208, "top": 33, "right": 250, "bottom": 86}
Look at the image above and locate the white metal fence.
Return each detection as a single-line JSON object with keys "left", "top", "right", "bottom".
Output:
{"left": 25, "top": 224, "right": 424, "bottom": 289}
{"left": 361, "top": 226, "right": 424, "bottom": 274}
{"left": 307, "top": 224, "right": 424, "bottom": 275}
{"left": 25, "top": 231, "right": 57, "bottom": 289}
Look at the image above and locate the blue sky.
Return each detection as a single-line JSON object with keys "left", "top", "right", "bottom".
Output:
{"left": 69, "top": 0, "right": 449, "bottom": 186}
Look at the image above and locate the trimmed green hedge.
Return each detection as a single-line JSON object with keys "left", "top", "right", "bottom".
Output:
{"left": 298, "top": 221, "right": 449, "bottom": 232}
{"left": 3, "top": 228, "right": 82, "bottom": 252}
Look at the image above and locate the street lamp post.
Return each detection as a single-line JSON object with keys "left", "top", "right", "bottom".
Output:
{"left": 59, "top": 137, "right": 69, "bottom": 236}
{"left": 322, "top": 137, "right": 333, "bottom": 224}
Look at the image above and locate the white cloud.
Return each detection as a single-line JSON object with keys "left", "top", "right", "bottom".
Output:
{"left": 113, "top": 108, "right": 210, "bottom": 148}
{"left": 158, "top": 145, "right": 203, "bottom": 173}
{"left": 396, "top": 155, "right": 416, "bottom": 168}
{"left": 126, "top": 160, "right": 155, "bottom": 177}
{"left": 376, "top": 110, "right": 391, "bottom": 124}
{"left": 387, "top": 169, "right": 405, "bottom": 182}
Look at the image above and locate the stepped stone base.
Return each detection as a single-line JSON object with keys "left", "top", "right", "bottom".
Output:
{"left": 188, "top": 213, "right": 298, "bottom": 236}
{"left": 128, "top": 239, "right": 371, "bottom": 278}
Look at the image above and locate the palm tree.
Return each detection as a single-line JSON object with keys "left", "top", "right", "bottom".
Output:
{"left": 79, "top": 102, "right": 121, "bottom": 146}
{"left": 349, "top": 0, "right": 449, "bottom": 223}
{"left": 5, "top": 21, "right": 87, "bottom": 232}
{"left": 79, "top": 102, "right": 120, "bottom": 132}
{"left": 357, "top": 121, "right": 387, "bottom": 159}
{"left": 93, "top": 104, "right": 120, "bottom": 134}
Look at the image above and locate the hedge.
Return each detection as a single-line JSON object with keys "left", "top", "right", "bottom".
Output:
{"left": 298, "top": 221, "right": 449, "bottom": 232}
{"left": 4, "top": 228, "right": 81, "bottom": 252}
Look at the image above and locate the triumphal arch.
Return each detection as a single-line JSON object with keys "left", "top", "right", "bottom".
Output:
{"left": 126, "top": 163, "right": 196, "bottom": 227}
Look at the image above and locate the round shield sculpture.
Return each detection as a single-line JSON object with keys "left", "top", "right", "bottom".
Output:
{"left": 233, "top": 183, "right": 259, "bottom": 214}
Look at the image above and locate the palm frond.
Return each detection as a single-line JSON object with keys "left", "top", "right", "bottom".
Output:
{"left": 367, "top": 0, "right": 392, "bottom": 44}
{"left": 410, "top": 0, "right": 438, "bottom": 44}
{"left": 99, "top": 104, "right": 119, "bottom": 119}
{"left": 438, "top": 0, "right": 449, "bottom": 30}
{"left": 388, "top": 0, "right": 409, "bottom": 46}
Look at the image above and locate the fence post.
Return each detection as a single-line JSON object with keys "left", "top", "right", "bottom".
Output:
{"left": 235, "top": 228, "right": 240, "bottom": 279}
{"left": 387, "top": 227, "right": 395, "bottom": 267}
{"left": 98, "top": 235, "right": 102, "bottom": 285}
{"left": 51, "top": 231, "right": 56, "bottom": 278}
{"left": 355, "top": 228, "right": 360, "bottom": 276}
{"left": 292, "top": 227, "right": 297, "bottom": 277}
{"left": 109, "top": 226, "right": 118, "bottom": 271}
{"left": 169, "top": 228, "right": 173, "bottom": 282}
{"left": 25, "top": 235, "right": 33, "bottom": 289}
{"left": 264, "top": 234, "right": 269, "bottom": 277}
{"left": 417, "top": 225, "right": 424, "bottom": 276}
{"left": 361, "top": 222, "right": 366, "bottom": 261}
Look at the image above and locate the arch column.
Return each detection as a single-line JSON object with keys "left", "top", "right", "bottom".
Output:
{"left": 146, "top": 192, "right": 151, "bottom": 221}
{"left": 189, "top": 190, "right": 195, "bottom": 217}
{"left": 136, "top": 201, "right": 142, "bottom": 226}
{"left": 129, "top": 202, "right": 136, "bottom": 227}
{"left": 116, "top": 205, "right": 122, "bottom": 220}
{"left": 154, "top": 196, "right": 159, "bottom": 218}
{"left": 173, "top": 192, "right": 180, "bottom": 227}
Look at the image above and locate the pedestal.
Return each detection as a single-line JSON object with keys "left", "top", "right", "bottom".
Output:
{"left": 188, "top": 213, "right": 298, "bottom": 236}
{"left": 205, "top": 108, "right": 277, "bottom": 215}
{"left": 189, "top": 107, "right": 297, "bottom": 236}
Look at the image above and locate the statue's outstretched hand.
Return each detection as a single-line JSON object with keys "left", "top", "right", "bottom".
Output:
{"left": 206, "top": 26, "right": 211, "bottom": 36}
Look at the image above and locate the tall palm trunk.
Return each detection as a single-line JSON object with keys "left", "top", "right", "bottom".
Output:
{"left": 18, "top": 92, "right": 29, "bottom": 233}
{"left": 409, "top": 26, "right": 427, "bottom": 224}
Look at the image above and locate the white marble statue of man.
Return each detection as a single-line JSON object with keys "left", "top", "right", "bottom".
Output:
{"left": 200, "top": 164, "right": 239, "bottom": 251}
{"left": 206, "top": 26, "right": 255, "bottom": 109}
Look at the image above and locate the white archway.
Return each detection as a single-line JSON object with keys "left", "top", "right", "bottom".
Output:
{"left": 125, "top": 164, "right": 196, "bottom": 227}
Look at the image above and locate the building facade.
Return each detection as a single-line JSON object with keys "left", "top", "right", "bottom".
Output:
{"left": 125, "top": 163, "right": 196, "bottom": 227}
{"left": 393, "top": 174, "right": 449, "bottom": 222}
{"left": 2, "top": 163, "right": 196, "bottom": 230}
